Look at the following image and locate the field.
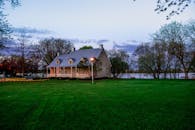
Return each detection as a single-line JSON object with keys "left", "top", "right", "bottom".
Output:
{"left": 0, "top": 79, "right": 194, "bottom": 130}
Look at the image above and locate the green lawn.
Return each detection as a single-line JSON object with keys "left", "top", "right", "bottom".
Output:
{"left": 0, "top": 79, "right": 194, "bottom": 130}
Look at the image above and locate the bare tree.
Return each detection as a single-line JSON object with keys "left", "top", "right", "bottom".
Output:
{"left": 0, "top": 0, "right": 20, "bottom": 38}
{"left": 133, "top": 0, "right": 195, "bottom": 19}
{"left": 152, "top": 21, "right": 194, "bottom": 79}
{"left": 185, "top": 21, "right": 195, "bottom": 72}
{"left": 26, "top": 44, "right": 41, "bottom": 73}
{"left": 16, "top": 31, "right": 29, "bottom": 77}
{"left": 153, "top": 28, "right": 179, "bottom": 79}
{"left": 37, "top": 38, "right": 74, "bottom": 65}
{"left": 135, "top": 43, "right": 166, "bottom": 79}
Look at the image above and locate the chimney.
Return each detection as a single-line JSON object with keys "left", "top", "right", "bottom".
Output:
{"left": 100, "top": 44, "right": 104, "bottom": 50}
{"left": 57, "top": 52, "right": 60, "bottom": 56}
{"left": 72, "top": 47, "right": 76, "bottom": 52}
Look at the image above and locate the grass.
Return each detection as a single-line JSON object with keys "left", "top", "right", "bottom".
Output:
{"left": 0, "top": 79, "right": 194, "bottom": 130}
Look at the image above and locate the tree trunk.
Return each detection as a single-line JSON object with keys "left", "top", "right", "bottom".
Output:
{"left": 153, "top": 73, "right": 156, "bottom": 79}
{"left": 157, "top": 73, "right": 160, "bottom": 79}
{"left": 170, "top": 72, "right": 172, "bottom": 79}
{"left": 164, "top": 72, "right": 167, "bottom": 79}
{"left": 182, "top": 63, "right": 189, "bottom": 79}
{"left": 184, "top": 71, "right": 189, "bottom": 79}
{"left": 173, "top": 69, "right": 177, "bottom": 79}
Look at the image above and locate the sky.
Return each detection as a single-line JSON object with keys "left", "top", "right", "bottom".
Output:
{"left": 5, "top": 0, "right": 195, "bottom": 49}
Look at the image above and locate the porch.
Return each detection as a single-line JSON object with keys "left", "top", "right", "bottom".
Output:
{"left": 47, "top": 67, "right": 93, "bottom": 79}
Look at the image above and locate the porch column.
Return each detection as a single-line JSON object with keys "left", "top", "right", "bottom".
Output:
{"left": 71, "top": 66, "right": 73, "bottom": 78}
{"left": 88, "top": 66, "right": 91, "bottom": 77}
{"left": 57, "top": 67, "right": 58, "bottom": 77}
{"left": 75, "top": 65, "right": 77, "bottom": 78}
{"left": 55, "top": 67, "right": 56, "bottom": 77}
{"left": 64, "top": 67, "right": 65, "bottom": 74}
{"left": 64, "top": 67, "right": 66, "bottom": 77}
{"left": 59, "top": 67, "right": 61, "bottom": 76}
{"left": 46, "top": 67, "right": 48, "bottom": 78}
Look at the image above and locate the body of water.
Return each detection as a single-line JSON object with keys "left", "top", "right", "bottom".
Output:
{"left": 118, "top": 73, "right": 195, "bottom": 79}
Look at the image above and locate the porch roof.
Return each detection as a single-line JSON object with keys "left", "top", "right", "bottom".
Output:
{"left": 47, "top": 48, "right": 102, "bottom": 68}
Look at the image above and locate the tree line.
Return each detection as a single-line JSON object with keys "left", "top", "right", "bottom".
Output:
{"left": 0, "top": 38, "right": 74, "bottom": 77}
{"left": 0, "top": 21, "right": 194, "bottom": 79}
{"left": 0, "top": 0, "right": 194, "bottom": 79}
{"left": 102, "top": 21, "right": 194, "bottom": 79}
{"left": 135, "top": 21, "right": 195, "bottom": 79}
{"left": 110, "top": 21, "right": 195, "bottom": 79}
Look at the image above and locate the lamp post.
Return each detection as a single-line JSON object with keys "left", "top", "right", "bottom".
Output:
{"left": 90, "top": 57, "right": 95, "bottom": 84}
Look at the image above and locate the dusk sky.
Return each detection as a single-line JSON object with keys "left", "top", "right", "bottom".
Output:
{"left": 5, "top": 0, "right": 195, "bottom": 48}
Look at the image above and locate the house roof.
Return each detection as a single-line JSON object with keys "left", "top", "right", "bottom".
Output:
{"left": 47, "top": 48, "right": 103, "bottom": 67}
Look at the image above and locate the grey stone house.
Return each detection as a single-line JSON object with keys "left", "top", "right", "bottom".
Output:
{"left": 47, "top": 46, "right": 111, "bottom": 79}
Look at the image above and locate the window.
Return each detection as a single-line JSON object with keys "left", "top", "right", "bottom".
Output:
{"left": 56, "top": 59, "right": 61, "bottom": 64}
{"left": 78, "top": 57, "right": 89, "bottom": 67}
{"left": 68, "top": 58, "right": 74, "bottom": 64}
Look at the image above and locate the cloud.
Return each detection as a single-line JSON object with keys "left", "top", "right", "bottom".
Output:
{"left": 113, "top": 42, "right": 138, "bottom": 53}
{"left": 13, "top": 27, "right": 52, "bottom": 34}
{"left": 97, "top": 40, "right": 109, "bottom": 44}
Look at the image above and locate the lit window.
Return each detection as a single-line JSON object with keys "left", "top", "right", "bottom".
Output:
{"left": 68, "top": 58, "right": 74, "bottom": 64}
{"left": 56, "top": 59, "right": 61, "bottom": 64}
